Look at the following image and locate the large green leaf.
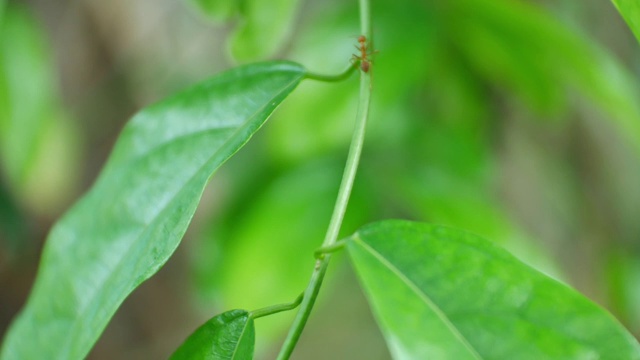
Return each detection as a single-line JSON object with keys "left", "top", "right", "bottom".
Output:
{"left": 171, "top": 309, "right": 254, "bottom": 360}
{"left": 612, "top": 0, "right": 640, "bottom": 43}
{"left": 0, "top": 61, "right": 305, "bottom": 360}
{"left": 346, "top": 220, "right": 640, "bottom": 359}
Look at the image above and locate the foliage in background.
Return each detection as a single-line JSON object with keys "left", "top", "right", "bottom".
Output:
{"left": 0, "top": 0, "right": 639, "bottom": 358}
{"left": 0, "top": 5, "right": 79, "bottom": 219}
{"left": 191, "top": 0, "right": 302, "bottom": 62}
{"left": 190, "top": 0, "right": 640, "bottom": 355}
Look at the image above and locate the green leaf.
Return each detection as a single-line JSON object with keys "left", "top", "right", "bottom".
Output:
{"left": 611, "top": 0, "right": 640, "bottom": 43}
{"left": 189, "top": 0, "right": 239, "bottom": 23}
{"left": 171, "top": 309, "right": 254, "bottom": 360}
{"left": 0, "top": 61, "right": 305, "bottom": 360}
{"left": 230, "top": 0, "right": 301, "bottom": 62}
{"left": 346, "top": 220, "right": 640, "bottom": 359}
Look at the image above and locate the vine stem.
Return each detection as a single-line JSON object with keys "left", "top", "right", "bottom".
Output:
{"left": 276, "top": 0, "right": 372, "bottom": 359}
{"left": 249, "top": 293, "right": 303, "bottom": 320}
{"left": 305, "top": 64, "right": 357, "bottom": 82}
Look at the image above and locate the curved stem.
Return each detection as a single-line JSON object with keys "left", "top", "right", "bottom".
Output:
{"left": 249, "top": 293, "right": 303, "bottom": 320}
{"left": 305, "top": 63, "right": 357, "bottom": 83}
{"left": 276, "top": 2, "right": 372, "bottom": 359}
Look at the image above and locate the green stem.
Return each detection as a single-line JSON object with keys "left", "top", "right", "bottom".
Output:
{"left": 314, "top": 240, "right": 347, "bottom": 259}
{"left": 249, "top": 293, "right": 303, "bottom": 320}
{"left": 305, "top": 63, "right": 357, "bottom": 83}
{"left": 276, "top": 2, "right": 372, "bottom": 359}
{"left": 359, "top": 0, "right": 372, "bottom": 44}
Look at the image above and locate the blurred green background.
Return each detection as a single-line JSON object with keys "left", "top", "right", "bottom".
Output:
{"left": 1, "top": 0, "right": 639, "bottom": 358}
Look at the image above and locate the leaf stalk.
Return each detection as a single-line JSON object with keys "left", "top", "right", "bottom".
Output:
{"left": 305, "top": 63, "right": 357, "bottom": 82}
{"left": 249, "top": 293, "right": 304, "bottom": 320}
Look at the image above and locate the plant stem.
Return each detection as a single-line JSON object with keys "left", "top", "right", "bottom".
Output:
{"left": 359, "top": 0, "right": 372, "bottom": 44}
{"left": 305, "top": 64, "right": 357, "bottom": 83}
{"left": 276, "top": 2, "right": 372, "bottom": 359}
{"left": 249, "top": 293, "right": 303, "bottom": 320}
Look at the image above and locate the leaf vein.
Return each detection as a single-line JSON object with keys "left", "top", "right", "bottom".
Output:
{"left": 352, "top": 235, "right": 484, "bottom": 360}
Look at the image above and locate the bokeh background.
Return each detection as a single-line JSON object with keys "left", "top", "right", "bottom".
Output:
{"left": 1, "top": 0, "right": 640, "bottom": 358}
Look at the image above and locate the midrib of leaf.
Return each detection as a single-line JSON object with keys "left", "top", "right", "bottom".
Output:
{"left": 56, "top": 76, "right": 302, "bottom": 358}
{"left": 230, "top": 317, "right": 251, "bottom": 360}
{"left": 351, "top": 235, "right": 483, "bottom": 360}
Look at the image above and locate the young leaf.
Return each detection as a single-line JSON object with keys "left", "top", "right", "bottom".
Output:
{"left": 0, "top": 61, "right": 305, "bottom": 360}
{"left": 171, "top": 309, "right": 254, "bottom": 360}
{"left": 611, "top": 0, "right": 640, "bottom": 43}
{"left": 346, "top": 220, "right": 640, "bottom": 359}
